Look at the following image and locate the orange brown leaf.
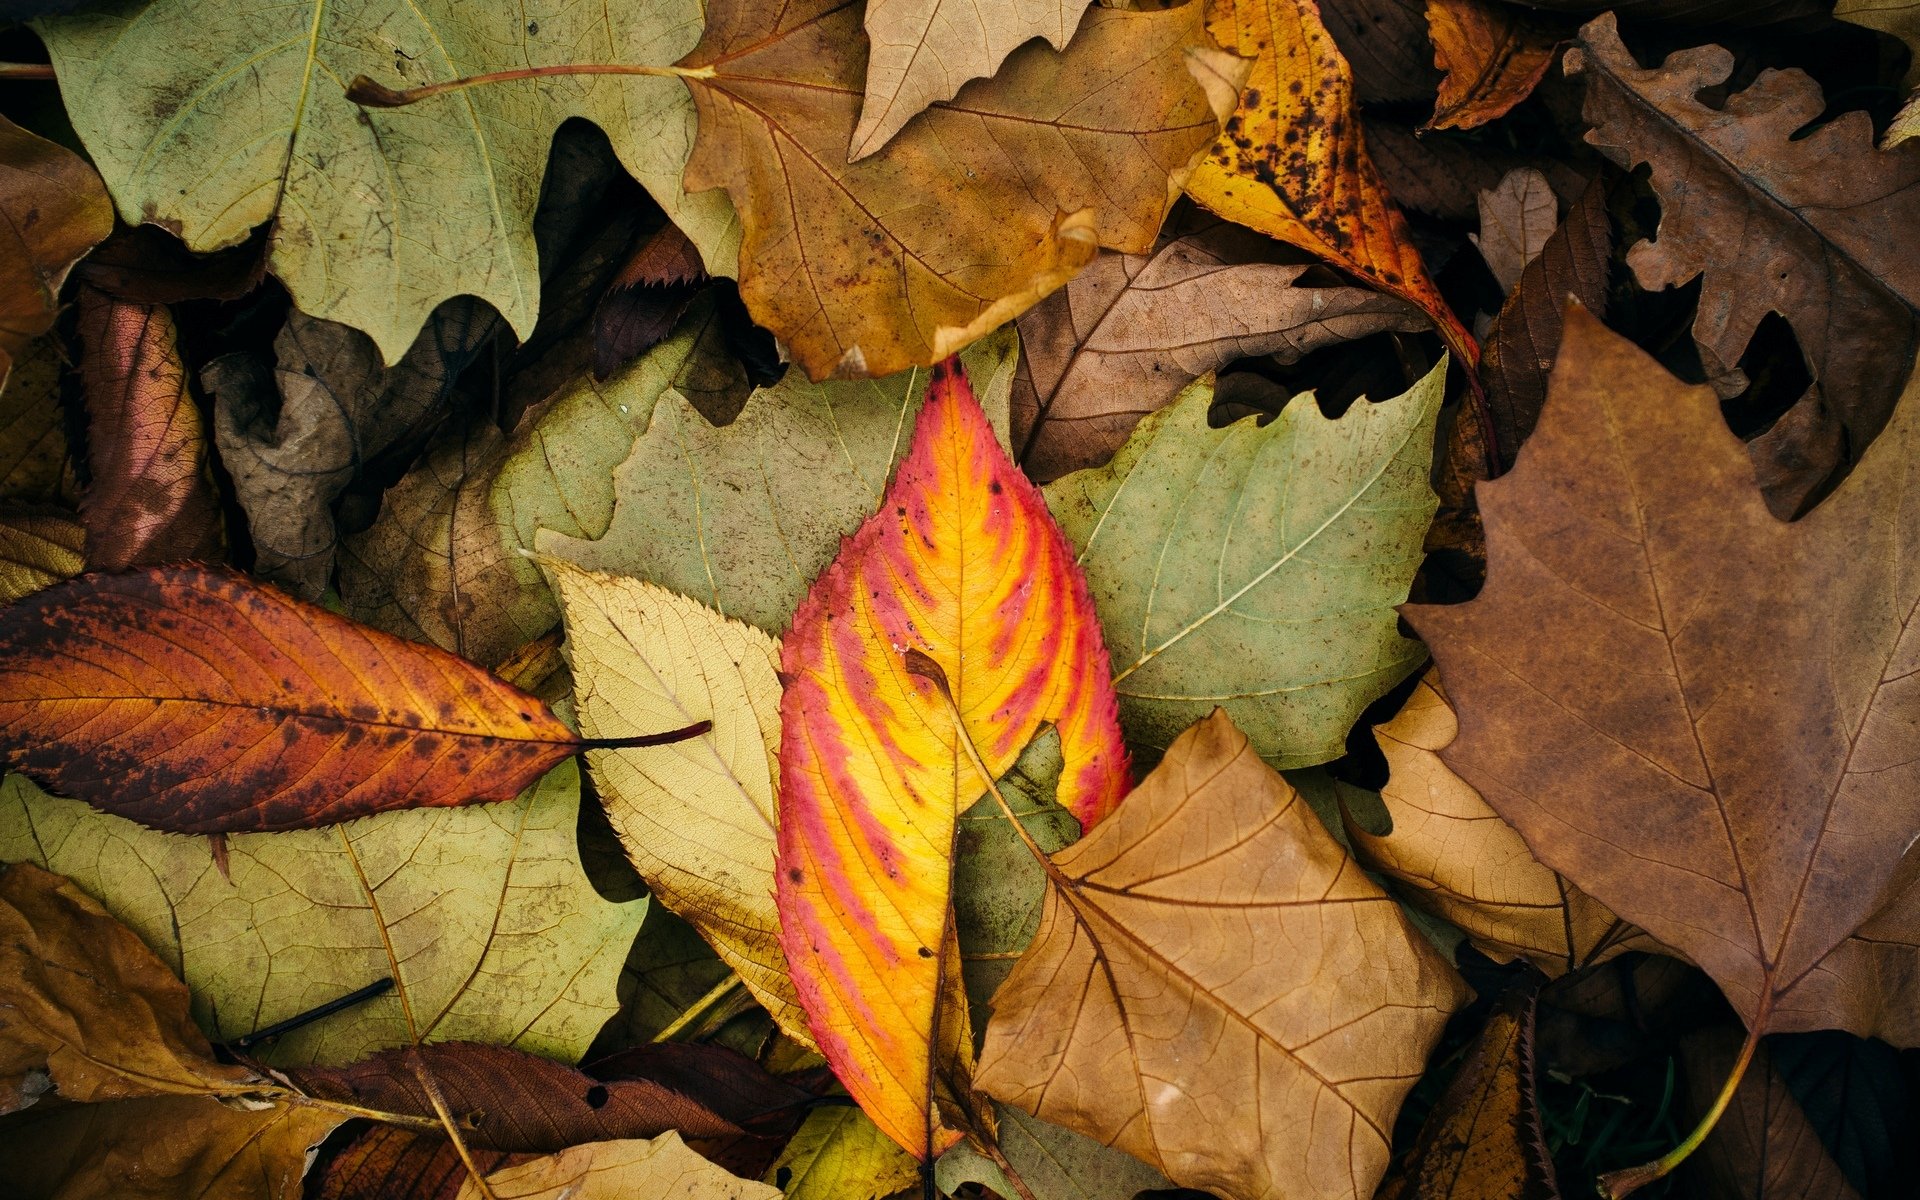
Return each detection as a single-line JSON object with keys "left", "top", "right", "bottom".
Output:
{"left": 1424, "top": 0, "right": 1562, "bottom": 132}
{"left": 775, "top": 358, "right": 1128, "bottom": 1158}
{"left": 0, "top": 115, "right": 111, "bottom": 391}
{"left": 0, "top": 565, "right": 600, "bottom": 833}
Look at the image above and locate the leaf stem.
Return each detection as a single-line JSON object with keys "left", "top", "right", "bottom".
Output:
{"left": 0, "top": 63, "right": 56, "bottom": 80}
{"left": 903, "top": 650, "right": 1050, "bottom": 866}
{"left": 1596, "top": 1022, "right": 1760, "bottom": 1198}
{"left": 346, "top": 62, "right": 714, "bottom": 108}
{"left": 651, "top": 973, "right": 744, "bottom": 1042}
{"left": 409, "top": 1046, "right": 500, "bottom": 1200}
{"left": 579, "top": 719, "right": 713, "bottom": 751}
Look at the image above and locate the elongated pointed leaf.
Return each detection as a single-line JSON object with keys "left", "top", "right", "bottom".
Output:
{"left": 776, "top": 359, "right": 1129, "bottom": 1158}
{"left": 0, "top": 565, "right": 582, "bottom": 832}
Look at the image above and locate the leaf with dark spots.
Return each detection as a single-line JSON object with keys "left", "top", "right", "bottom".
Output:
{"left": 74, "top": 286, "right": 224, "bottom": 570}
{"left": 0, "top": 564, "right": 610, "bottom": 833}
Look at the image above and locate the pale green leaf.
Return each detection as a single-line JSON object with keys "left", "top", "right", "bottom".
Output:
{"left": 766, "top": 1107, "right": 917, "bottom": 1200}
{"left": 1046, "top": 364, "right": 1445, "bottom": 768}
{"left": 935, "top": 1103, "right": 1175, "bottom": 1200}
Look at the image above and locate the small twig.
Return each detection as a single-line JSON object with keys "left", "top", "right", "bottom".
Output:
{"left": 226, "top": 978, "right": 394, "bottom": 1053}
{"left": 409, "top": 1046, "right": 499, "bottom": 1200}
{"left": 347, "top": 61, "right": 714, "bottom": 108}
{"left": 0, "top": 63, "right": 56, "bottom": 81}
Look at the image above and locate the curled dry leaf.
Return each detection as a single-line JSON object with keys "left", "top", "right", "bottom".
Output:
{"left": 1012, "top": 216, "right": 1427, "bottom": 481}
{"left": 0, "top": 115, "right": 110, "bottom": 391}
{"left": 546, "top": 560, "right": 807, "bottom": 1042}
{"left": 1404, "top": 307, "right": 1920, "bottom": 1048}
{"left": 1569, "top": 12, "right": 1920, "bottom": 515}
{"left": 0, "top": 764, "right": 642, "bottom": 1066}
{"left": 458, "top": 1132, "right": 780, "bottom": 1200}
{"left": 1378, "top": 986, "right": 1560, "bottom": 1200}
{"left": 1046, "top": 363, "right": 1444, "bottom": 769}
{"left": 545, "top": 328, "right": 1018, "bottom": 636}
{"left": 677, "top": 0, "right": 1216, "bottom": 380}
{"left": 1676, "top": 1027, "right": 1861, "bottom": 1200}
{"left": 1470, "top": 168, "right": 1558, "bottom": 296}
{"left": 74, "top": 287, "right": 225, "bottom": 571}
{"left": 1184, "top": 0, "right": 1477, "bottom": 369}
{"left": 0, "top": 565, "right": 588, "bottom": 833}
{"left": 0, "top": 507, "right": 83, "bottom": 605}
{"left": 1350, "top": 677, "right": 1652, "bottom": 977}
{"left": 852, "top": 0, "right": 1090, "bottom": 159}
{"left": 1424, "top": 0, "right": 1562, "bottom": 132}
{"left": 36, "top": 0, "right": 736, "bottom": 362}
{"left": 776, "top": 358, "right": 1129, "bottom": 1157}
{"left": 975, "top": 710, "right": 1470, "bottom": 1200}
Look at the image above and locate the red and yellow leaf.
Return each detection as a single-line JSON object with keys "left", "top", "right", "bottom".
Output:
{"left": 0, "top": 565, "right": 598, "bottom": 833}
{"left": 775, "top": 359, "right": 1129, "bottom": 1159}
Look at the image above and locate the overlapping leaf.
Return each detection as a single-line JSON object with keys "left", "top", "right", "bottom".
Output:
{"left": 976, "top": 710, "right": 1470, "bottom": 1200}
{"left": 764, "top": 1107, "right": 918, "bottom": 1200}
{"left": 0, "top": 509, "right": 82, "bottom": 605}
{"left": 36, "top": 0, "right": 736, "bottom": 362}
{"left": 1046, "top": 363, "right": 1444, "bottom": 768}
{"left": 459, "top": 1133, "right": 780, "bottom": 1200}
{"left": 0, "top": 115, "right": 110, "bottom": 392}
{"left": 1425, "top": 0, "right": 1562, "bottom": 131}
{"left": 776, "top": 358, "right": 1129, "bottom": 1157}
{"left": 677, "top": 0, "right": 1216, "bottom": 379}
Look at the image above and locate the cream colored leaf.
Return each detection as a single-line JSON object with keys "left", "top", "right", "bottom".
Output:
{"left": 1470, "top": 167, "right": 1557, "bottom": 295}
{"left": 463, "top": 1133, "right": 780, "bottom": 1200}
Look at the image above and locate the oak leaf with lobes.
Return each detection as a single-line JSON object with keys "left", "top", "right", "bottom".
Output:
{"left": 0, "top": 565, "right": 702, "bottom": 833}
{"left": 776, "top": 356, "right": 1129, "bottom": 1159}
{"left": 1404, "top": 306, "right": 1920, "bottom": 1065}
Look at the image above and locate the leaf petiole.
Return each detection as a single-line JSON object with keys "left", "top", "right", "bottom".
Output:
{"left": 579, "top": 719, "right": 713, "bottom": 751}
{"left": 346, "top": 62, "right": 715, "bottom": 109}
{"left": 1595, "top": 1022, "right": 1759, "bottom": 1198}
{"left": 0, "top": 63, "right": 55, "bottom": 80}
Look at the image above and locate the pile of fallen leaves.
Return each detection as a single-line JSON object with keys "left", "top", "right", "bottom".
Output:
{"left": 1, "top": 0, "right": 1916, "bottom": 1197}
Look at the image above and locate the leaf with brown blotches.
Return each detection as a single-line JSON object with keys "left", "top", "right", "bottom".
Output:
{"left": 0, "top": 506, "right": 83, "bottom": 605}
{"left": 676, "top": 0, "right": 1216, "bottom": 380}
{"left": 1424, "top": 0, "right": 1562, "bottom": 131}
{"left": 0, "top": 115, "right": 111, "bottom": 392}
{"left": 74, "top": 287, "right": 225, "bottom": 571}
{"left": 1349, "top": 676, "right": 1653, "bottom": 977}
{"left": 1013, "top": 214, "right": 1426, "bottom": 481}
{"left": 1378, "top": 986, "right": 1560, "bottom": 1200}
{"left": 1404, "top": 307, "right": 1920, "bottom": 1053}
{"left": 1568, "top": 12, "right": 1920, "bottom": 516}
{"left": 457, "top": 1134, "right": 781, "bottom": 1200}
{"left": 1184, "top": 0, "right": 1477, "bottom": 369}
{"left": 0, "top": 565, "right": 639, "bottom": 833}
{"left": 975, "top": 710, "right": 1469, "bottom": 1200}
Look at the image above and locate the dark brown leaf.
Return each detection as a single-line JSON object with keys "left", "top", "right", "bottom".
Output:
{"left": 1325, "top": 0, "right": 1443, "bottom": 104}
{"left": 0, "top": 114, "right": 111, "bottom": 390}
{"left": 75, "top": 223, "right": 270, "bottom": 305}
{"left": 312, "top": 1125, "right": 525, "bottom": 1200}
{"left": 593, "top": 223, "right": 707, "bottom": 381}
{"left": 1677, "top": 1028, "right": 1861, "bottom": 1200}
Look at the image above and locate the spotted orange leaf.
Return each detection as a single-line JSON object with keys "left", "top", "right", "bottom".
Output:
{"left": 0, "top": 565, "right": 704, "bottom": 833}
{"left": 776, "top": 358, "right": 1129, "bottom": 1160}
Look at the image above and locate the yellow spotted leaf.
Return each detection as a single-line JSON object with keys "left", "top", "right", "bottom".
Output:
{"left": 0, "top": 507, "right": 83, "bottom": 605}
{"left": 775, "top": 358, "right": 1130, "bottom": 1159}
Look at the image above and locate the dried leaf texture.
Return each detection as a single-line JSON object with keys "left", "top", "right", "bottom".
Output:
{"left": 74, "top": 288, "right": 224, "bottom": 571}
{"left": 548, "top": 562, "right": 807, "bottom": 1041}
{"left": 853, "top": 0, "right": 1091, "bottom": 159}
{"left": 1185, "top": 0, "right": 1476, "bottom": 368}
{"left": 0, "top": 565, "right": 580, "bottom": 832}
{"left": 35, "top": 0, "right": 737, "bottom": 362}
{"left": 0, "top": 115, "right": 110, "bottom": 388}
{"left": 1677, "top": 1028, "right": 1862, "bottom": 1200}
{"left": 1425, "top": 0, "right": 1561, "bottom": 132}
{"left": 1013, "top": 217, "right": 1426, "bottom": 481}
{"left": 314, "top": 1125, "right": 521, "bottom": 1200}
{"left": 1404, "top": 308, "right": 1920, "bottom": 1045}
{"left": 679, "top": 0, "right": 1216, "bottom": 380}
{"left": 0, "top": 338, "right": 74, "bottom": 503}
{"left": 1, "top": 765, "right": 641, "bottom": 1066}
{"left": 1569, "top": 13, "right": 1920, "bottom": 515}
{"left": 777, "top": 360, "right": 1128, "bottom": 1157}
{"left": 1047, "top": 364, "right": 1444, "bottom": 769}
{"left": 1323, "top": 0, "right": 1441, "bottom": 105}
{"left": 459, "top": 1133, "right": 780, "bottom": 1200}
{"left": 1471, "top": 168, "right": 1557, "bottom": 296}
{"left": 1350, "top": 678, "right": 1648, "bottom": 977}
{"left": 936, "top": 1101, "right": 1178, "bottom": 1200}
{"left": 0, "top": 507, "right": 83, "bottom": 605}
{"left": 766, "top": 1107, "right": 919, "bottom": 1200}
{"left": 976, "top": 711, "right": 1470, "bottom": 1200}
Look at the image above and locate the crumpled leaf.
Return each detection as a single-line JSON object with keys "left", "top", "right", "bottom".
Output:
{"left": 777, "top": 358, "right": 1129, "bottom": 1157}
{"left": 460, "top": 1133, "right": 781, "bottom": 1200}
{"left": 205, "top": 299, "right": 499, "bottom": 598}
{"left": 975, "top": 710, "right": 1470, "bottom": 1200}
{"left": 1404, "top": 307, "right": 1920, "bottom": 1047}
{"left": 1471, "top": 168, "right": 1557, "bottom": 296}
{"left": 0, "top": 114, "right": 110, "bottom": 392}
{"left": 0, "top": 506, "right": 83, "bottom": 605}
{"left": 36, "top": 0, "right": 737, "bottom": 363}
{"left": 1046, "top": 362, "right": 1444, "bottom": 769}
{"left": 1425, "top": 0, "right": 1562, "bottom": 131}
{"left": 0, "top": 763, "right": 642, "bottom": 1065}
{"left": 1379, "top": 986, "right": 1560, "bottom": 1200}
{"left": 74, "top": 287, "right": 224, "bottom": 571}
{"left": 1676, "top": 1027, "right": 1861, "bottom": 1200}
{"left": 1349, "top": 676, "right": 1650, "bottom": 977}
{"left": 677, "top": 0, "right": 1215, "bottom": 380}
{"left": 543, "top": 327, "right": 1018, "bottom": 636}
{"left": 338, "top": 298, "right": 750, "bottom": 666}
{"left": 1568, "top": 12, "right": 1920, "bottom": 515}
{"left": 1185, "top": 0, "right": 1476, "bottom": 368}
{"left": 851, "top": 0, "right": 1090, "bottom": 159}
{"left": 765, "top": 1107, "right": 918, "bottom": 1200}
{"left": 935, "top": 1102, "right": 1178, "bottom": 1200}
{"left": 1012, "top": 215, "right": 1427, "bottom": 481}
{"left": 0, "top": 565, "right": 588, "bottom": 832}
{"left": 0, "top": 338, "right": 73, "bottom": 503}
{"left": 546, "top": 560, "right": 807, "bottom": 1042}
